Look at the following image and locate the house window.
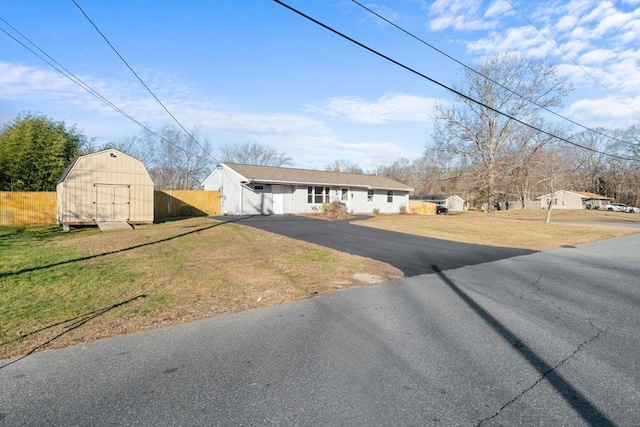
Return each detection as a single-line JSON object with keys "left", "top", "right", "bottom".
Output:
{"left": 367, "top": 189, "right": 374, "bottom": 202}
{"left": 307, "top": 186, "right": 330, "bottom": 204}
{"left": 341, "top": 189, "right": 348, "bottom": 201}
{"left": 387, "top": 190, "right": 393, "bottom": 203}
{"left": 254, "top": 185, "right": 264, "bottom": 191}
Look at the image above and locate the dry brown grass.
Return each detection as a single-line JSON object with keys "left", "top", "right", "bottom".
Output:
{"left": 354, "top": 209, "right": 639, "bottom": 251}
{"left": 1, "top": 218, "right": 401, "bottom": 358}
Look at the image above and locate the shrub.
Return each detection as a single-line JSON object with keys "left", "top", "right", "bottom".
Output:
{"left": 316, "top": 201, "right": 351, "bottom": 219}
{"left": 373, "top": 208, "right": 380, "bottom": 215}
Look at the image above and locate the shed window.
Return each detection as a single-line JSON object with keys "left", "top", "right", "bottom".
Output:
{"left": 307, "top": 186, "right": 330, "bottom": 204}
{"left": 367, "top": 190, "right": 374, "bottom": 202}
{"left": 387, "top": 191, "right": 393, "bottom": 203}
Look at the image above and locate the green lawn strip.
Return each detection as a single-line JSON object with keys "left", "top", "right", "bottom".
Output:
{"left": 1, "top": 250, "right": 140, "bottom": 345}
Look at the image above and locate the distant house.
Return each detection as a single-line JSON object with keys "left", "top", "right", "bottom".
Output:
{"left": 56, "top": 148, "right": 154, "bottom": 229}
{"left": 537, "top": 190, "right": 613, "bottom": 210}
{"left": 410, "top": 194, "right": 466, "bottom": 211}
{"left": 201, "top": 163, "right": 413, "bottom": 215}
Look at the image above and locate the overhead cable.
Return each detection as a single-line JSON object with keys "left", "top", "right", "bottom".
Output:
{"left": 0, "top": 20, "right": 199, "bottom": 158}
{"left": 273, "top": 0, "right": 635, "bottom": 161}
{"left": 71, "top": 0, "right": 219, "bottom": 163}
{"left": 504, "top": 0, "right": 639, "bottom": 115}
{"left": 351, "top": 0, "right": 634, "bottom": 146}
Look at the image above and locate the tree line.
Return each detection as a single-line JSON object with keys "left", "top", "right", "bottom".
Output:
{"left": 2, "top": 54, "right": 638, "bottom": 207}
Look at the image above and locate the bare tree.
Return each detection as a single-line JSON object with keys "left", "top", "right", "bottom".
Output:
{"left": 140, "top": 125, "right": 213, "bottom": 189}
{"left": 431, "top": 53, "right": 572, "bottom": 212}
{"left": 324, "top": 159, "right": 364, "bottom": 174}
{"left": 218, "top": 142, "right": 292, "bottom": 166}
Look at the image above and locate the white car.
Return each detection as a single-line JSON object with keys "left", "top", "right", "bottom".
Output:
{"left": 604, "top": 203, "right": 640, "bottom": 213}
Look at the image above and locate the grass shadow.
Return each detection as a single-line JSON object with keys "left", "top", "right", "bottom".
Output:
{"left": 0, "top": 216, "right": 252, "bottom": 279}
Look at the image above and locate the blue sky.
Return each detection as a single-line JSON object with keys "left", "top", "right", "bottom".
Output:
{"left": 1, "top": 0, "right": 638, "bottom": 171}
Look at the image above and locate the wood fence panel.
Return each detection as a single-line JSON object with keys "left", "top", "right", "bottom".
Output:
{"left": 154, "top": 190, "right": 220, "bottom": 218}
{"left": 409, "top": 200, "right": 436, "bottom": 215}
{"left": 0, "top": 191, "right": 57, "bottom": 225}
{"left": 1, "top": 190, "right": 221, "bottom": 225}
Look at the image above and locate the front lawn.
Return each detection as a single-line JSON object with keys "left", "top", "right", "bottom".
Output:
{"left": 0, "top": 218, "right": 401, "bottom": 359}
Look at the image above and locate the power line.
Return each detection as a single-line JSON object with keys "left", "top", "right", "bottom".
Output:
{"left": 350, "top": 0, "right": 634, "bottom": 147}
{"left": 71, "top": 0, "right": 219, "bottom": 164}
{"left": 504, "top": 0, "right": 639, "bottom": 115}
{"left": 0, "top": 20, "right": 196, "bottom": 159}
{"left": 272, "top": 0, "right": 635, "bottom": 162}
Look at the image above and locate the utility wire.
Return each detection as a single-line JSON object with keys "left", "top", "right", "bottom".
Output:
{"left": 273, "top": 0, "right": 634, "bottom": 161}
{"left": 71, "top": 0, "right": 219, "bottom": 163}
{"left": 504, "top": 0, "right": 639, "bottom": 115}
{"left": 351, "top": 0, "right": 634, "bottom": 146}
{"left": 0, "top": 20, "right": 198, "bottom": 158}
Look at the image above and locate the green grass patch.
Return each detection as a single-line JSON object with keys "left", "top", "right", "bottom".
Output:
{"left": 0, "top": 219, "right": 401, "bottom": 359}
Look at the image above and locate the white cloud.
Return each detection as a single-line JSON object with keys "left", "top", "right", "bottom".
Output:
{"left": 563, "top": 96, "right": 640, "bottom": 129}
{"left": 0, "top": 62, "right": 85, "bottom": 99}
{"left": 314, "top": 93, "right": 437, "bottom": 124}
{"left": 428, "top": 0, "right": 497, "bottom": 31}
{"left": 441, "top": 0, "right": 638, "bottom": 118}
{"left": 0, "top": 61, "right": 424, "bottom": 170}
{"left": 466, "top": 26, "right": 553, "bottom": 57}
{"left": 579, "top": 48, "right": 617, "bottom": 64}
{"left": 484, "top": 0, "right": 513, "bottom": 18}
{"left": 0, "top": 61, "right": 334, "bottom": 137}
{"left": 556, "top": 14, "right": 578, "bottom": 31}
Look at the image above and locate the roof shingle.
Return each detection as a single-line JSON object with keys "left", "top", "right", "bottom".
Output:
{"left": 223, "top": 163, "right": 413, "bottom": 191}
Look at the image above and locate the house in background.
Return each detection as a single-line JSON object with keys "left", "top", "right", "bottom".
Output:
{"left": 410, "top": 194, "right": 467, "bottom": 211}
{"left": 537, "top": 190, "right": 613, "bottom": 210}
{"left": 57, "top": 148, "right": 154, "bottom": 230}
{"left": 201, "top": 163, "right": 413, "bottom": 215}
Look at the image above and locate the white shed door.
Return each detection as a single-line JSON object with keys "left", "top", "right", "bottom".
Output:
{"left": 95, "top": 185, "right": 130, "bottom": 222}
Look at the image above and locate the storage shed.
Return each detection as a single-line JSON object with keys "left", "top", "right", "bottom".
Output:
{"left": 56, "top": 148, "right": 154, "bottom": 229}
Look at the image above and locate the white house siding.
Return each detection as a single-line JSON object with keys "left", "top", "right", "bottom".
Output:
{"left": 202, "top": 163, "right": 412, "bottom": 215}
{"left": 540, "top": 192, "right": 583, "bottom": 209}
{"left": 242, "top": 184, "right": 273, "bottom": 215}
{"left": 205, "top": 165, "right": 245, "bottom": 215}
{"left": 538, "top": 190, "right": 612, "bottom": 210}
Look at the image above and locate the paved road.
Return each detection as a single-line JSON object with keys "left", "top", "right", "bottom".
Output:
{"left": 215, "top": 215, "right": 534, "bottom": 276}
{"left": 2, "top": 234, "right": 639, "bottom": 426}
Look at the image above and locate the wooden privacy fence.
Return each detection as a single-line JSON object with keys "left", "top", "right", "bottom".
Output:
{"left": 0, "top": 191, "right": 57, "bottom": 225}
{"left": 1, "top": 190, "right": 220, "bottom": 225}
{"left": 154, "top": 190, "right": 220, "bottom": 218}
{"left": 409, "top": 200, "right": 437, "bottom": 215}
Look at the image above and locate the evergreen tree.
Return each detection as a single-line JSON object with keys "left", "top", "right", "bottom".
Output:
{"left": 0, "top": 113, "right": 88, "bottom": 191}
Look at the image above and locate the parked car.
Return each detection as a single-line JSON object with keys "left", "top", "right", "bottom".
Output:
{"left": 436, "top": 205, "right": 448, "bottom": 214}
{"left": 604, "top": 203, "right": 640, "bottom": 213}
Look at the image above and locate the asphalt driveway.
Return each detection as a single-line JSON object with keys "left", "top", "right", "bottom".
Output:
{"left": 215, "top": 215, "right": 534, "bottom": 276}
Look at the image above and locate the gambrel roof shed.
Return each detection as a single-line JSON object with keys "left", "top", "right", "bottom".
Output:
{"left": 56, "top": 148, "right": 154, "bottom": 227}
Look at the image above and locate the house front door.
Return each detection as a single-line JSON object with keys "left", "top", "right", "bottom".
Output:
{"left": 272, "top": 185, "right": 283, "bottom": 214}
